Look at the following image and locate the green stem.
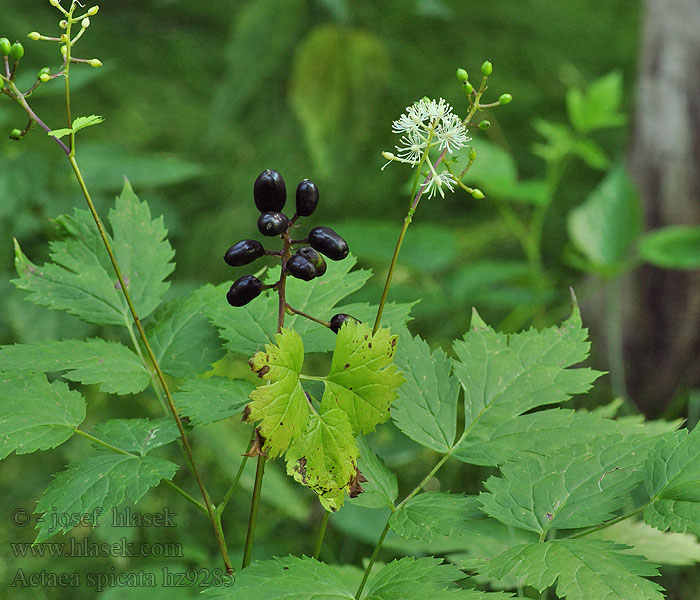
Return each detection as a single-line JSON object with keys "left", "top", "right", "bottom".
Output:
{"left": 242, "top": 453, "right": 266, "bottom": 568}
{"left": 313, "top": 511, "right": 330, "bottom": 560}
{"left": 125, "top": 319, "right": 169, "bottom": 415}
{"left": 162, "top": 480, "right": 208, "bottom": 514}
{"left": 217, "top": 452, "right": 250, "bottom": 517}
{"left": 354, "top": 521, "right": 390, "bottom": 599}
{"left": 565, "top": 503, "right": 649, "bottom": 540}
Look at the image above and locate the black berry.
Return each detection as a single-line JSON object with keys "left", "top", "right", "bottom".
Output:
{"left": 295, "top": 179, "right": 319, "bottom": 217}
{"left": 296, "top": 246, "right": 326, "bottom": 276}
{"left": 254, "top": 169, "right": 286, "bottom": 212}
{"left": 226, "top": 275, "right": 263, "bottom": 307}
{"left": 308, "top": 226, "right": 349, "bottom": 261}
{"left": 330, "top": 313, "right": 359, "bottom": 334}
{"left": 224, "top": 239, "right": 265, "bottom": 267}
{"left": 258, "top": 212, "right": 289, "bottom": 237}
{"left": 285, "top": 255, "right": 317, "bottom": 281}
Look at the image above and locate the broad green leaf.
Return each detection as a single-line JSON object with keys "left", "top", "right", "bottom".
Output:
{"left": 644, "top": 427, "right": 700, "bottom": 536}
{"left": 147, "top": 287, "right": 224, "bottom": 378}
{"left": 0, "top": 373, "right": 85, "bottom": 459}
{"left": 350, "top": 436, "right": 398, "bottom": 509}
{"left": 566, "top": 71, "right": 626, "bottom": 134}
{"left": 173, "top": 377, "right": 254, "bottom": 426}
{"left": 12, "top": 180, "right": 174, "bottom": 326}
{"left": 567, "top": 165, "right": 642, "bottom": 268}
{"left": 480, "top": 435, "right": 652, "bottom": 535}
{"left": 34, "top": 453, "right": 177, "bottom": 541}
{"left": 245, "top": 328, "right": 308, "bottom": 457}
{"left": 0, "top": 339, "right": 149, "bottom": 395}
{"left": 585, "top": 519, "right": 700, "bottom": 567}
{"left": 71, "top": 114, "right": 105, "bottom": 131}
{"left": 532, "top": 119, "right": 576, "bottom": 164}
{"left": 201, "top": 555, "right": 353, "bottom": 599}
{"left": 639, "top": 225, "right": 700, "bottom": 269}
{"left": 473, "top": 539, "right": 663, "bottom": 600}
{"left": 570, "top": 138, "right": 610, "bottom": 170}
{"left": 91, "top": 418, "right": 180, "bottom": 456}
{"left": 47, "top": 127, "right": 73, "bottom": 139}
{"left": 286, "top": 407, "right": 358, "bottom": 512}
{"left": 392, "top": 329, "right": 458, "bottom": 452}
{"left": 452, "top": 306, "right": 602, "bottom": 463}
{"left": 320, "top": 321, "right": 404, "bottom": 435}
{"left": 389, "top": 493, "right": 482, "bottom": 542}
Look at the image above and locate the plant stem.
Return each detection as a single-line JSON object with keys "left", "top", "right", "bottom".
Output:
{"left": 313, "top": 511, "right": 330, "bottom": 560}
{"left": 354, "top": 521, "right": 390, "bottom": 599}
{"left": 217, "top": 452, "right": 250, "bottom": 517}
{"left": 565, "top": 503, "right": 649, "bottom": 539}
{"left": 242, "top": 453, "right": 266, "bottom": 568}
{"left": 286, "top": 303, "right": 330, "bottom": 327}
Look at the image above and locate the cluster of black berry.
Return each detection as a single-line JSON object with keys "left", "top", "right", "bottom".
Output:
{"left": 224, "top": 170, "right": 356, "bottom": 333}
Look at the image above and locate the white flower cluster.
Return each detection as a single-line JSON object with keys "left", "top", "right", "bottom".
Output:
{"left": 384, "top": 97, "right": 470, "bottom": 198}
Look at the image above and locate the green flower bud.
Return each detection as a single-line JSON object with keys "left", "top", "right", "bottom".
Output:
{"left": 481, "top": 60, "right": 493, "bottom": 76}
{"left": 81, "top": 17, "right": 90, "bottom": 28}
{"left": 28, "top": 32, "right": 42, "bottom": 41}
{"left": 87, "top": 6, "right": 99, "bottom": 16}
{"left": 498, "top": 93, "right": 512, "bottom": 105}
{"left": 478, "top": 120, "right": 491, "bottom": 130}
{"left": 37, "top": 66, "right": 51, "bottom": 78}
{"left": 464, "top": 82, "right": 474, "bottom": 95}
{"left": 10, "top": 128, "right": 23, "bottom": 140}
{"left": 471, "top": 188, "right": 485, "bottom": 200}
{"left": 10, "top": 41, "right": 24, "bottom": 61}
{"left": 456, "top": 68, "right": 469, "bottom": 83}
{"left": 0, "top": 37, "right": 10, "bottom": 56}
{"left": 468, "top": 148, "right": 477, "bottom": 161}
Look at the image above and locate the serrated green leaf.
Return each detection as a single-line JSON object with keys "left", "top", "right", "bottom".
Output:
{"left": 452, "top": 306, "right": 603, "bottom": 464}
{"left": 644, "top": 427, "right": 700, "bottom": 536}
{"left": 47, "top": 127, "right": 73, "bottom": 139}
{"left": 320, "top": 321, "right": 404, "bottom": 435}
{"left": 639, "top": 225, "right": 700, "bottom": 269}
{"left": 246, "top": 328, "right": 309, "bottom": 457}
{"left": 202, "top": 555, "right": 353, "bottom": 599}
{"left": 71, "top": 114, "right": 104, "bottom": 131}
{"left": 480, "top": 435, "right": 653, "bottom": 535}
{"left": 567, "top": 165, "right": 642, "bottom": 268}
{"left": 12, "top": 180, "right": 174, "bottom": 326}
{"left": 389, "top": 493, "right": 482, "bottom": 542}
{"left": 474, "top": 539, "right": 664, "bottom": 600}
{"left": 0, "top": 339, "right": 149, "bottom": 395}
{"left": 350, "top": 437, "right": 398, "bottom": 509}
{"left": 286, "top": 407, "right": 358, "bottom": 512}
{"left": 147, "top": 287, "right": 224, "bottom": 378}
{"left": 392, "top": 329, "right": 458, "bottom": 452}
{"left": 173, "top": 377, "right": 254, "bottom": 426}
{"left": 91, "top": 418, "right": 180, "bottom": 456}
{"left": 34, "top": 453, "right": 177, "bottom": 541}
{"left": 0, "top": 372, "right": 85, "bottom": 459}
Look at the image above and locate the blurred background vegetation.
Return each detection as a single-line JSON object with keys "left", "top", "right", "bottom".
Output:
{"left": 1, "top": 0, "right": 699, "bottom": 598}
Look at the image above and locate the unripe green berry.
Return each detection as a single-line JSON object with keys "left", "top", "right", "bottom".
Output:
{"left": 28, "top": 32, "right": 41, "bottom": 41}
{"left": 37, "top": 67, "right": 51, "bottom": 81}
{"left": 10, "top": 128, "right": 23, "bottom": 140}
{"left": 499, "top": 93, "right": 512, "bottom": 105}
{"left": 87, "top": 6, "right": 99, "bottom": 16}
{"left": 456, "top": 68, "right": 469, "bottom": 83}
{"left": 10, "top": 41, "right": 24, "bottom": 61}
{"left": 88, "top": 58, "right": 102, "bottom": 67}
{"left": 471, "top": 188, "right": 485, "bottom": 199}
{"left": 0, "top": 38, "right": 11, "bottom": 56}
{"left": 49, "top": 0, "right": 62, "bottom": 7}
{"left": 481, "top": 60, "right": 493, "bottom": 76}
{"left": 82, "top": 17, "right": 90, "bottom": 28}
{"left": 60, "top": 45, "right": 67, "bottom": 56}
{"left": 468, "top": 148, "right": 477, "bottom": 161}
{"left": 59, "top": 20, "right": 68, "bottom": 29}
{"left": 464, "top": 82, "right": 474, "bottom": 95}
{"left": 478, "top": 120, "right": 491, "bottom": 130}
{"left": 39, "top": 73, "right": 51, "bottom": 82}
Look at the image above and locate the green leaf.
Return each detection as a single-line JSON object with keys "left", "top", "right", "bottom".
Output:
{"left": 286, "top": 406, "right": 358, "bottom": 512}
{"left": 320, "top": 321, "right": 404, "bottom": 435}
{"left": 566, "top": 71, "right": 626, "bottom": 134}
{"left": 47, "top": 127, "right": 73, "bottom": 139}
{"left": 644, "top": 427, "right": 700, "bottom": 536}
{"left": 173, "top": 377, "right": 254, "bottom": 426}
{"left": 202, "top": 555, "right": 353, "bottom": 599}
{"left": 480, "top": 435, "right": 652, "bottom": 535}
{"left": 452, "top": 306, "right": 603, "bottom": 464}
{"left": 245, "top": 328, "right": 309, "bottom": 457}
{"left": 34, "top": 453, "right": 177, "bottom": 542}
{"left": 91, "top": 418, "right": 180, "bottom": 456}
{"left": 12, "top": 180, "right": 174, "bottom": 326}
{"left": 71, "top": 114, "right": 104, "bottom": 131}
{"left": 0, "top": 373, "right": 85, "bottom": 459}
{"left": 350, "top": 437, "right": 398, "bottom": 509}
{"left": 392, "top": 329, "right": 459, "bottom": 453}
{"left": 473, "top": 539, "right": 664, "bottom": 600}
{"left": 389, "top": 493, "right": 482, "bottom": 542}
{"left": 0, "top": 339, "right": 149, "bottom": 395}
{"left": 567, "top": 165, "right": 642, "bottom": 268}
{"left": 570, "top": 138, "right": 610, "bottom": 170}
{"left": 639, "top": 225, "right": 700, "bottom": 269}
{"left": 147, "top": 287, "right": 225, "bottom": 378}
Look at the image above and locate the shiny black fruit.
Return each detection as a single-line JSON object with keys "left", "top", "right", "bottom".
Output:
{"left": 285, "top": 255, "right": 316, "bottom": 281}
{"left": 254, "top": 169, "right": 286, "bottom": 212}
{"left": 329, "top": 313, "right": 359, "bottom": 334}
{"left": 258, "top": 211, "right": 289, "bottom": 237}
{"left": 226, "top": 275, "right": 263, "bottom": 307}
{"left": 295, "top": 179, "right": 319, "bottom": 217}
{"left": 224, "top": 239, "right": 265, "bottom": 267}
{"left": 308, "top": 226, "right": 349, "bottom": 261}
{"left": 296, "top": 246, "right": 326, "bottom": 276}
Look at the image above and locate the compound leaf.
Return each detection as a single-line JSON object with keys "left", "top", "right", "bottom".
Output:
{"left": 350, "top": 436, "right": 397, "bottom": 509}
{"left": 0, "top": 339, "right": 149, "bottom": 395}
{"left": 173, "top": 377, "right": 254, "bottom": 426}
{"left": 91, "top": 417, "right": 180, "bottom": 456}
{"left": 0, "top": 372, "right": 85, "bottom": 459}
